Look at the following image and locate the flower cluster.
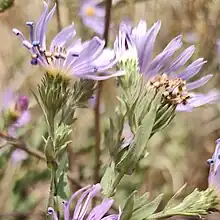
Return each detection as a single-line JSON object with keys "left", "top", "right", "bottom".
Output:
{"left": 13, "top": 1, "right": 122, "bottom": 80}
{"left": 10, "top": 0, "right": 220, "bottom": 219}
{"left": 79, "top": 0, "right": 106, "bottom": 36}
{"left": 48, "top": 184, "right": 121, "bottom": 220}
{"left": 115, "top": 20, "right": 219, "bottom": 111}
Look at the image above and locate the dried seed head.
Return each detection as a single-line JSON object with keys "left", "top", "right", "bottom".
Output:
{"left": 149, "top": 73, "right": 191, "bottom": 105}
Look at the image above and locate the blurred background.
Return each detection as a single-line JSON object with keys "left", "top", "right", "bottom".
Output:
{"left": 1, "top": 0, "right": 220, "bottom": 219}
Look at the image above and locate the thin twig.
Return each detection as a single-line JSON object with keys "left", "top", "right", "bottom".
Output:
{"left": 0, "top": 132, "right": 46, "bottom": 161}
{"left": 55, "top": 0, "right": 62, "bottom": 32}
{"left": 93, "top": 0, "right": 113, "bottom": 185}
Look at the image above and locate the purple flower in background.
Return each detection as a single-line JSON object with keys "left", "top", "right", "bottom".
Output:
{"left": 11, "top": 149, "right": 28, "bottom": 164}
{"left": 115, "top": 20, "right": 219, "bottom": 111}
{"left": 48, "top": 184, "right": 121, "bottom": 220}
{"left": 216, "top": 39, "right": 220, "bottom": 61}
{"left": 13, "top": 1, "right": 123, "bottom": 80}
{"left": 79, "top": 0, "right": 106, "bottom": 35}
{"left": 208, "top": 139, "right": 220, "bottom": 194}
{"left": 183, "top": 32, "right": 199, "bottom": 44}
{"left": 0, "top": 90, "right": 30, "bottom": 137}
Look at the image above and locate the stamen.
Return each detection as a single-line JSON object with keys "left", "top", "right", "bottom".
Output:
{"left": 149, "top": 73, "right": 191, "bottom": 105}
{"left": 32, "top": 40, "right": 40, "bottom": 47}
{"left": 31, "top": 54, "right": 38, "bottom": 65}
{"left": 23, "top": 40, "right": 33, "bottom": 50}
{"left": 12, "top": 29, "right": 26, "bottom": 41}
{"left": 26, "top": 21, "right": 34, "bottom": 42}
{"left": 207, "top": 159, "right": 214, "bottom": 165}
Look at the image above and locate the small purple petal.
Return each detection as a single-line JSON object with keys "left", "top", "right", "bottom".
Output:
{"left": 35, "top": 1, "right": 50, "bottom": 44}
{"left": 175, "top": 58, "right": 206, "bottom": 80}
{"left": 14, "top": 110, "right": 31, "bottom": 127}
{"left": 15, "top": 96, "right": 29, "bottom": 111}
{"left": 186, "top": 74, "right": 213, "bottom": 91}
{"left": 40, "top": 2, "right": 57, "bottom": 50}
{"left": 50, "top": 24, "right": 76, "bottom": 51}
{"left": 64, "top": 185, "right": 91, "bottom": 220}
{"left": 68, "top": 37, "right": 105, "bottom": 70}
{"left": 147, "top": 35, "right": 183, "bottom": 77}
{"left": 73, "top": 184, "right": 101, "bottom": 220}
{"left": 87, "top": 198, "right": 114, "bottom": 220}
{"left": 165, "top": 45, "right": 195, "bottom": 73}
{"left": 176, "top": 90, "right": 220, "bottom": 112}
{"left": 138, "top": 21, "right": 161, "bottom": 74}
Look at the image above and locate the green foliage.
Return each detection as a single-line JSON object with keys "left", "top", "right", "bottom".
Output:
{"left": 0, "top": 0, "right": 14, "bottom": 12}
{"left": 119, "top": 187, "right": 218, "bottom": 220}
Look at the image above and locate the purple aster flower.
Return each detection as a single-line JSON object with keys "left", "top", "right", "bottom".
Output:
{"left": 208, "top": 139, "right": 220, "bottom": 194}
{"left": 0, "top": 90, "right": 30, "bottom": 137}
{"left": 115, "top": 20, "right": 219, "bottom": 111}
{"left": 13, "top": 0, "right": 123, "bottom": 80}
{"left": 79, "top": 0, "right": 106, "bottom": 36}
{"left": 48, "top": 184, "right": 121, "bottom": 220}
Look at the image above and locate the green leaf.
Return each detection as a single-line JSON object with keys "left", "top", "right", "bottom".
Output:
{"left": 133, "top": 192, "right": 150, "bottom": 211}
{"left": 163, "top": 184, "right": 187, "bottom": 211}
{"left": 131, "top": 194, "right": 163, "bottom": 220}
{"left": 150, "top": 188, "right": 218, "bottom": 219}
{"left": 101, "top": 162, "right": 117, "bottom": 196}
{"left": 57, "top": 171, "right": 69, "bottom": 200}
{"left": 121, "top": 191, "right": 136, "bottom": 220}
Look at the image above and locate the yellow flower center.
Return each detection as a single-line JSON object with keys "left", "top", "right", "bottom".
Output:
{"left": 85, "top": 6, "right": 96, "bottom": 17}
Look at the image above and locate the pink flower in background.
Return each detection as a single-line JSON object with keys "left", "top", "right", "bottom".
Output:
{"left": 0, "top": 90, "right": 30, "bottom": 137}
{"left": 79, "top": 0, "right": 106, "bottom": 35}
{"left": 11, "top": 149, "right": 28, "bottom": 164}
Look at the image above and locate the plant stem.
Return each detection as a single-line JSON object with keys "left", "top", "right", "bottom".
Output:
{"left": 55, "top": 0, "right": 62, "bottom": 32}
{"left": 47, "top": 169, "right": 56, "bottom": 220}
{"left": 93, "top": 0, "right": 112, "bottom": 185}
{"left": 108, "top": 172, "right": 124, "bottom": 197}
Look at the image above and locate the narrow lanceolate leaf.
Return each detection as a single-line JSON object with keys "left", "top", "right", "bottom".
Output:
{"left": 163, "top": 184, "right": 187, "bottom": 211}
{"left": 131, "top": 194, "right": 163, "bottom": 220}
{"left": 101, "top": 162, "right": 117, "bottom": 196}
{"left": 120, "top": 191, "right": 136, "bottom": 220}
{"left": 57, "top": 172, "right": 69, "bottom": 200}
{"left": 133, "top": 192, "right": 150, "bottom": 211}
{"left": 150, "top": 188, "right": 218, "bottom": 219}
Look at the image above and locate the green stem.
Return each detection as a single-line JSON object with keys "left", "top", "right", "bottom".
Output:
{"left": 108, "top": 172, "right": 124, "bottom": 197}
{"left": 47, "top": 170, "right": 55, "bottom": 220}
{"left": 47, "top": 168, "right": 59, "bottom": 219}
